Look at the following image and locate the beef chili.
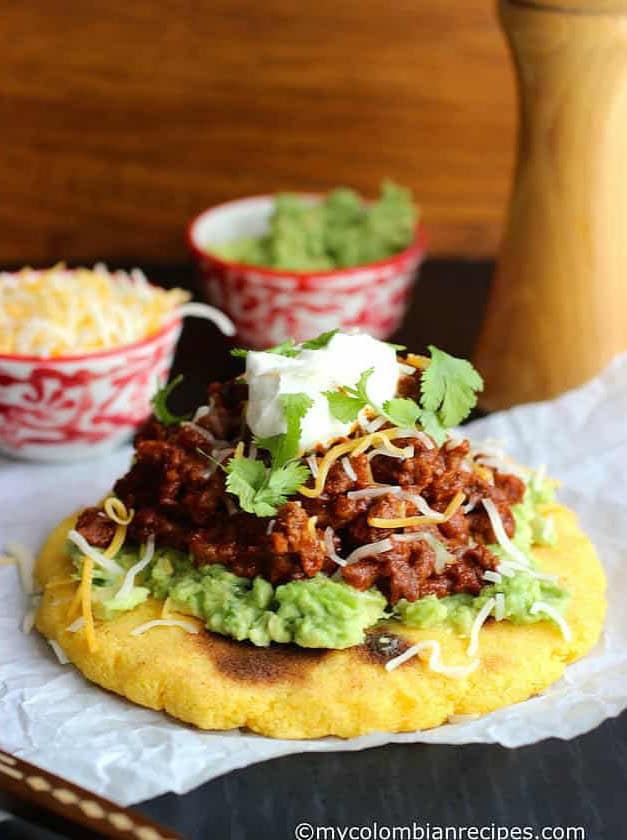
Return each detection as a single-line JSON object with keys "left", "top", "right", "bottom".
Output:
{"left": 76, "top": 372, "right": 525, "bottom": 606}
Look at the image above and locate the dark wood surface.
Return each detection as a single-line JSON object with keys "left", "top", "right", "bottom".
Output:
{"left": 3, "top": 259, "right": 624, "bottom": 839}
{"left": 0, "top": 1, "right": 515, "bottom": 263}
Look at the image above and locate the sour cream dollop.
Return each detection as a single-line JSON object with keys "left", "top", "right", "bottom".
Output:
{"left": 245, "top": 332, "right": 399, "bottom": 452}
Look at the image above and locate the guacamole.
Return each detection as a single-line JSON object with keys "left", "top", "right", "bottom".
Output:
{"left": 209, "top": 180, "right": 418, "bottom": 271}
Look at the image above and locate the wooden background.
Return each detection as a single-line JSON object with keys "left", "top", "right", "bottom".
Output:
{"left": 0, "top": 0, "right": 516, "bottom": 264}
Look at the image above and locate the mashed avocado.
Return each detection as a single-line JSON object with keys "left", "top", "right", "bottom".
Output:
{"left": 210, "top": 181, "right": 418, "bottom": 271}
{"left": 70, "top": 472, "right": 567, "bottom": 649}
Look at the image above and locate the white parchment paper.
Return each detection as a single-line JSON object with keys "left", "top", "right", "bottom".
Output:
{"left": 2, "top": 356, "right": 627, "bottom": 805}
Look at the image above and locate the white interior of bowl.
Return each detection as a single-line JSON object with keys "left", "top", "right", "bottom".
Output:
{"left": 190, "top": 194, "right": 319, "bottom": 250}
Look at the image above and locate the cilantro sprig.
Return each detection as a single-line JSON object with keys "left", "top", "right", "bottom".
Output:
{"left": 420, "top": 345, "right": 484, "bottom": 427}
{"left": 324, "top": 368, "right": 421, "bottom": 430}
{"left": 323, "top": 346, "right": 483, "bottom": 445}
{"left": 230, "top": 328, "right": 339, "bottom": 360}
{"left": 150, "top": 375, "right": 191, "bottom": 426}
{"left": 225, "top": 458, "right": 310, "bottom": 517}
{"left": 225, "top": 392, "right": 313, "bottom": 516}
{"left": 255, "top": 393, "right": 314, "bottom": 467}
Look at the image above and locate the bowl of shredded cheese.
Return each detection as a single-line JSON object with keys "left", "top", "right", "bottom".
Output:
{"left": 0, "top": 263, "right": 234, "bottom": 461}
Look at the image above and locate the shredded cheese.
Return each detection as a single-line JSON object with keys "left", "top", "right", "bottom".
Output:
{"left": 347, "top": 485, "right": 402, "bottom": 501}
{"left": 341, "top": 456, "right": 357, "bottom": 481}
{"left": 324, "top": 527, "right": 346, "bottom": 566}
{"left": 114, "top": 536, "right": 155, "bottom": 602}
{"left": 530, "top": 601, "right": 572, "bottom": 642}
{"left": 494, "top": 593, "right": 506, "bottom": 621}
{"left": 0, "top": 264, "right": 190, "bottom": 356}
{"left": 466, "top": 597, "right": 496, "bottom": 657}
{"left": 66, "top": 616, "right": 86, "bottom": 633}
{"left": 404, "top": 353, "right": 429, "bottom": 370}
{"left": 80, "top": 556, "right": 98, "bottom": 652}
{"left": 161, "top": 597, "right": 173, "bottom": 619}
{"left": 130, "top": 618, "right": 200, "bottom": 636}
{"left": 306, "top": 454, "right": 319, "bottom": 477}
{"left": 5, "top": 541, "right": 37, "bottom": 595}
{"left": 48, "top": 640, "right": 70, "bottom": 665}
{"left": 103, "top": 497, "right": 134, "bottom": 525}
{"left": 481, "top": 498, "right": 529, "bottom": 567}
{"left": 44, "top": 577, "right": 76, "bottom": 590}
{"left": 344, "top": 538, "right": 394, "bottom": 566}
{"left": 67, "top": 530, "right": 123, "bottom": 576}
{"left": 22, "top": 595, "right": 41, "bottom": 634}
{"left": 66, "top": 578, "right": 84, "bottom": 623}
{"left": 298, "top": 428, "right": 422, "bottom": 499}
{"left": 368, "top": 490, "right": 465, "bottom": 530}
{"left": 385, "top": 639, "right": 480, "bottom": 678}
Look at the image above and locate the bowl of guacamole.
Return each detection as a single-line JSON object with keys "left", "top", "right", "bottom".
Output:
{"left": 187, "top": 181, "right": 426, "bottom": 347}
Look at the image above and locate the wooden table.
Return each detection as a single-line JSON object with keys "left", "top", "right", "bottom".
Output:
{"left": 2, "top": 259, "right": 624, "bottom": 839}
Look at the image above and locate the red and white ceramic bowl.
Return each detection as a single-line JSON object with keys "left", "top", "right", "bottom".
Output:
{"left": 188, "top": 195, "right": 426, "bottom": 348}
{"left": 0, "top": 317, "right": 181, "bottom": 462}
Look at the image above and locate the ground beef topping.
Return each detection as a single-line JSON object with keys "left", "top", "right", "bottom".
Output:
{"left": 76, "top": 375, "right": 526, "bottom": 605}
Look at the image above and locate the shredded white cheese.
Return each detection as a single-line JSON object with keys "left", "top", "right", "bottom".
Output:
{"left": 344, "top": 538, "right": 394, "bottom": 566}
{"left": 182, "top": 421, "right": 215, "bottom": 444}
{"left": 67, "top": 530, "right": 123, "bottom": 576}
{"left": 130, "top": 618, "right": 200, "bottom": 636}
{"left": 364, "top": 415, "right": 387, "bottom": 433}
{"left": 397, "top": 362, "right": 416, "bottom": 376}
{"left": 324, "top": 527, "right": 346, "bottom": 567}
{"left": 5, "top": 541, "right": 37, "bottom": 595}
{"left": 481, "top": 498, "right": 529, "bottom": 567}
{"left": 306, "top": 454, "right": 319, "bottom": 478}
{"left": 467, "top": 597, "right": 496, "bottom": 657}
{"left": 115, "top": 536, "right": 155, "bottom": 601}
{"left": 48, "top": 640, "right": 70, "bottom": 665}
{"left": 266, "top": 518, "right": 276, "bottom": 536}
{"left": 347, "top": 485, "right": 402, "bottom": 501}
{"left": 530, "top": 601, "right": 572, "bottom": 642}
{"left": 402, "top": 493, "right": 446, "bottom": 521}
{"left": 341, "top": 456, "right": 357, "bottom": 482}
{"left": 482, "top": 570, "right": 503, "bottom": 584}
{"left": 494, "top": 593, "right": 506, "bottom": 621}
{"left": 66, "top": 616, "right": 86, "bottom": 633}
{"left": 385, "top": 640, "right": 480, "bottom": 679}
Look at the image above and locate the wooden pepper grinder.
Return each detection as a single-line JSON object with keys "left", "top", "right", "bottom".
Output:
{"left": 474, "top": 0, "right": 627, "bottom": 410}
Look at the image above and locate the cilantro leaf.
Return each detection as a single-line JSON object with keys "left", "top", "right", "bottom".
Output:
{"left": 387, "top": 342, "right": 407, "bottom": 351}
{"left": 150, "top": 375, "right": 190, "bottom": 426}
{"left": 420, "top": 346, "right": 484, "bottom": 427}
{"left": 225, "top": 456, "right": 310, "bottom": 516}
{"left": 381, "top": 397, "right": 420, "bottom": 428}
{"left": 301, "top": 329, "right": 339, "bottom": 350}
{"left": 324, "top": 367, "right": 374, "bottom": 423}
{"left": 324, "top": 391, "right": 364, "bottom": 423}
{"left": 255, "top": 462, "right": 311, "bottom": 514}
{"left": 417, "top": 409, "right": 448, "bottom": 446}
{"left": 255, "top": 392, "right": 313, "bottom": 467}
{"left": 230, "top": 339, "right": 300, "bottom": 360}
{"left": 224, "top": 457, "right": 268, "bottom": 514}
